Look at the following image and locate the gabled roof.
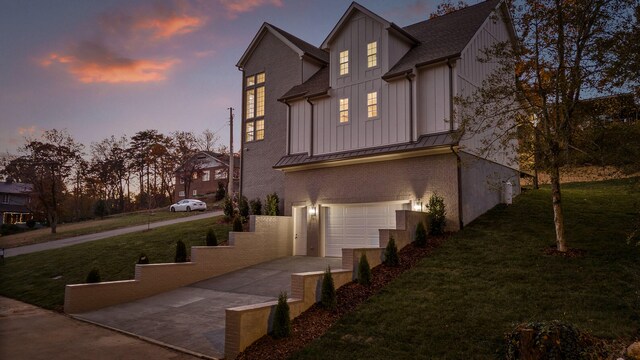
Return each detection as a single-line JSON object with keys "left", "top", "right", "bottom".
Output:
{"left": 320, "top": 2, "right": 418, "bottom": 50}
{"left": 279, "top": 66, "right": 330, "bottom": 102}
{"left": 274, "top": 132, "right": 456, "bottom": 169}
{"left": 237, "top": 23, "right": 328, "bottom": 69}
{"left": 0, "top": 182, "right": 32, "bottom": 194}
{"left": 385, "top": 0, "right": 502, "bottom": 78}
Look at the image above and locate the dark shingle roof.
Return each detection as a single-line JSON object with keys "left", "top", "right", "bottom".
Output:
{"left": 268, "top": 24, "right": 329, "bottom": 63}
{"left": 279, "top": 66, "right": 330, "bottom": 101}
{"left": 0, "top": 182, "right": 32, "bottom": 194}
{"left": 274, "top": 132, "right": 456, "bottom": 169}
{"left": 385, "top": 0, "right": 501, "bottom": 77}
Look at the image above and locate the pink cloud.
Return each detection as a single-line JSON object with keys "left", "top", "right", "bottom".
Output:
{"left": 135, "top": 15, "right": 204, "bottom": 39}
{"left": 18, "top": 126, "right": 39, "bottom": 136}
{"left": 219, "top": 0, "right": 284, "bottom": 18}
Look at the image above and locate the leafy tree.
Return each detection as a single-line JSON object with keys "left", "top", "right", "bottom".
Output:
{"left": 215, "top": 181, "right": 226, "bottom": 201}
{"left": 357, "top": 253, "right": 372, "bottom": 286}
{"left": 455, "top": 0, "right": 634, "bottom": 252}
{"left": 223, "top": 196, "right": 234, "bottom": 218}
{"left": 3, "top": 129, "right": 84, "bottom": 233}
{"left": 175, "top": 240, "right": 188, "bottom": 263}
{"left": 415, "top": 221, "right": 427, "bottom": 247}
{"left": 321, "top": 266, "right": 337, "bottom": 310}
{"left": 94, "top": 199, "right": 108, "bottom": 219}
{"left": 265, "top": 192, "right": 280, "bottom": 216}
{"left": 271, "top": 292, "right": 291, "bottom": 339}
{"left": 429, "top": 0, "right": 468, "bottom": 19}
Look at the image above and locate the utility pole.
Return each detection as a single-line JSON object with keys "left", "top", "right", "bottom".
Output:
{"left": 228, "top": 107, "right": 234, "bottom": 199}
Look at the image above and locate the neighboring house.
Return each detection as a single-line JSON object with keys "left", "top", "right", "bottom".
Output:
{"left": 174, "top": 151, "right": 240, "bottom": 200}
{"left": 576, "top": 93, "right": 639, "bottom": 124}
{"left": 237, "top": 0, "right": 521, "bottom": 257}
{"left": 0, "top": 182, "right": 33, "bottom": 225}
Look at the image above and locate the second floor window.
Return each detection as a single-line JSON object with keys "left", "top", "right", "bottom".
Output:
{"left": 367, "top": 92, "right": 378, "bottom": 118}
{"left": 202, "top": 170, "right": 210, "bottom": 182}
{"left": 1, "top": 194, "right": 9, "bottom": 204}
{"left": 245, "top": 72, "right": 265, "bottom": 142}
{"left": 367, "top": 42, "right": 377, "bottom": 68}
{"left": 339, "top": 50, "right": 349, "bottom": 75}
{"left": 339, "top": 98, "right": 349, "bottom": 123}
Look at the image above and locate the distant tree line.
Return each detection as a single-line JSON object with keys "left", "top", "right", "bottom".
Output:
{"left": 1, "top": 128, "right": 225, "bottom": 233}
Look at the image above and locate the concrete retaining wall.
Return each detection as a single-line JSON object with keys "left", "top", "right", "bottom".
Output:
{"left": 64, "top": 216, "right": 293, "bottom": 314}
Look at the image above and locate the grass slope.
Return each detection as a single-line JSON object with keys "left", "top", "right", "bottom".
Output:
{"left": 0, "top": 217, "right": 230, "bottom": 311}
{"left": 293, "top": 179, "right": 640, "bottom": 359}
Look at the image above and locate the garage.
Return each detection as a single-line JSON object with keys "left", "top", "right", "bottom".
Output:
{"left": 324, "top": 202, "right": 408, "bottom": 257}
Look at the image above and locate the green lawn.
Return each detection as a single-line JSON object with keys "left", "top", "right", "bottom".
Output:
{"left": 293, "top": 179, "right": 640, "bottom": 359}
{"left": 0, "top": 216, "right": 231, "bottom": 311}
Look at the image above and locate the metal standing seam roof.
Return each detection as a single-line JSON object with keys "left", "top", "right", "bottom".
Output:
{"left": 273, "top": 132, "right": 457, "bottom": 169}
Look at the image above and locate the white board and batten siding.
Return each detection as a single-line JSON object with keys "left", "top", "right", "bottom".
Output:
{"left": 324, "top": 202, "right": 407, "bottom": 257}
{"left": 416, "top": 64, "right": 452, "bottom": 136}
{"left": 289, "top": 100, "right": 311, "bottom": 154}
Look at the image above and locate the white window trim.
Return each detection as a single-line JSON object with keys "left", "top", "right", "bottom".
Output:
{"left": 367, "top": 91, "right": 378, "bottom": 119}
{"left": 179, "top": 190, "right": 185, "bottom": 197}
{"left": 339, "top": 50, "right": 349, "bottom": 76}
{"left": 339, "top": 98, "right": 349, "bottom": 124}
{"left": 203, "top": 170, "right": 210, "bottom": 182}
{"left": 367, "top": 41, "right": 378, "bottom": 68}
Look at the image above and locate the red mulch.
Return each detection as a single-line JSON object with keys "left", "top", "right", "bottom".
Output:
{"left": 543, "top": 246, "right": 586, "bottom": 258}
{"left": 236, "top": 235, "right": 448, "bottom": 360}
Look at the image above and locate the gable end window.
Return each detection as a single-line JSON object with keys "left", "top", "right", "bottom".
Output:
{"left": 367, "top": 92, "right": 378, "bottom": 118}
{"left": 367, "top": 42, "right": 377, "bottom": 68}
{"left": 339, "top": 50, "right": 349, "bottom": 75}
{"left": 339, "top": 98, "right": 349, "bottom": 123}
{"left": 245, "top": 72, "right": 265, "bottom": 142}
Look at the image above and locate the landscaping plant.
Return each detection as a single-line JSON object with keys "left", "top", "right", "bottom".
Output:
{"left": 384, "top": 237, "right": 399, "bottom": 266}
{"left": 415, "top": 221, "right": 427, "bottom": 247}
{"left": 427, "top": 193, "right": 446, "bottom": 235}
{"left": 94, "top": 199, "right": 108, "bottom": 219}
{"left": 86, "top": 268, "right": 101, "bottom": 283}
{"left": 137, "top": 253, "right": 149, "bottom": 264}
{"left": 215, "top": 181, "right": 226, "bottom": 201}
{"left": 223, "top": 196, "right": 235, "bottom": 219}
{"left": 232, "top": 216, "right": 243, "bottom": 232}
{"left": 206, "top": 228, "right": 218, "bottom": 246}
{"left": 266, "top": 193, "right": 280, "bottom": 216}
{"left": 175, "top": 240, "right": 188, "bottom": 263}
{"left": 357, "top": 253, "right": 371, "bottom": 286}
{"left": 250, "top": 198, "right": 263, "bottom": 215}
{"left": 321, "top": 266, "right": 337, "bottom": 310}
{"left": 272, "top": 292, "right": 291, "bottom": 339}
{"left": 238, "top": 196, "right": 250, "bottom": 221}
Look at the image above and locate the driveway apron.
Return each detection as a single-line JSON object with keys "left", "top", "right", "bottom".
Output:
{"left": 73, "top": 256, "right": 342, "bottom": 359}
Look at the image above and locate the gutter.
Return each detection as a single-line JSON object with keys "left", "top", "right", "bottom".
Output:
{"left": 450, "top": 145, "right": 464, "bottom": 230}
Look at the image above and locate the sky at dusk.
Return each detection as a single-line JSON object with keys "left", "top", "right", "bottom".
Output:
{"left": 0, "top": 0, "right": 470, "bottom": 157}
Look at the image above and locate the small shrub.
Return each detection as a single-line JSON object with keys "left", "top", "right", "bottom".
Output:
{"left": 271, "top": 292, "right": 291, "bottom": 339}
{"left": 250, "top": 198, "right": 262, "bottom": 215}
{"left": 137, "top": 253, "right": 149, "bottom": 264}
{"left": 223, "top": 196, "right": 234, "bottom": 218}
{"left": 385, "top": 237, "right": 399, "bottom": 266}
{"left": 265, "top": 192, "right": 280, "bottom": 216}
{"left": 427, "top": 192, "right": 447, "bottom": 235}
{"left": 0, "top": 224, "right": 23, "bottom": 236}
{"left": 215, "top": 181, "right": 226, "bottom": 201}
{"left": 357, "top": 253, "right": 371, "bottom": 286}
{"left": 26, "top": 219, "right": 36, "bottom": 229}
{"left": 238, "top": 196, "right": 250, "bottom": 221}
{"left": 415, "top": 221, "right": 427, "bottom": 247}
{"left": 206, "top": 228, "right": 218, "bottom": 246}
{"left": 86, "top": 268, "right": 101, "bottom": 283}
{"left": 94, "top": 199, "right": 109, "bottom": 219}
{"left": 232, "top": 216, "right": 243, "bottom": 232}
{"left": 175, "top": 240, "right": 188, "bottom": 263}
{"left": 321, "top": 266, "right": 337, "bottom": 310}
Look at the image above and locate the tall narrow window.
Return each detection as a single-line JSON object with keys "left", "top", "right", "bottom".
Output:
{"left": 367, "top": 91, "right": 378, "bottom": 118}
{"left": 367, "top": 42, "right": 377, "bottom": 68}
{"left": 339, "top": 50, "right": 349, "bottom": 75}
{"left": 339, "top": 98, "right": 349, "bottom": 123}
{"left": 202, "top": 170, "right": 210, "bottom": 182}
{"left": 244, "top": 72, "right": 265, "bottom": 142}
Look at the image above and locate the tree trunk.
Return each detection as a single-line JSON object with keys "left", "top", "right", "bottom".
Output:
{"left": 550, "top": 165, "right": 567, "bottom": 252}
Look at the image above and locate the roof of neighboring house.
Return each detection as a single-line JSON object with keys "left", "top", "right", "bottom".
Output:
{"left": 0, "top": 182, "right": 32, "bottom": 194}
{"left": 278, "top": 0, "right": 504, "bottom": 100}
{"left": 175, "top": 151, "right": 240, "bottom": 173}
{"left": 274, "top": 132, "right": 457, "bottom": 169}
{"left": 0, "top": 203, "right": 31, "bottom": 213}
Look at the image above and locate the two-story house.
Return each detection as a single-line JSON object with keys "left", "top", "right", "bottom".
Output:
{"left": 174, "top": 151, "right": 240, "bottom": 200}
{"left": 0, "top": 182, "right": 33, "bottom": 225}
{"left": 237, "top": 0, "right": 520, "bottom": 257}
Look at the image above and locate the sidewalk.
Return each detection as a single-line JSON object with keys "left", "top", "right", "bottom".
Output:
{"left": 5, "top": 211, "right": 221, "bottom": 258}
{"left": 0, "top": 296, "right": 197, "bottom": 360}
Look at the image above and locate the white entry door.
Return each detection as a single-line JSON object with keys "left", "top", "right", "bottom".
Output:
{"left": 324, "top": 202, "right": 406, "bottom": 257}
{"left": 293, "top": 206, "right": 307, "bottom": 256}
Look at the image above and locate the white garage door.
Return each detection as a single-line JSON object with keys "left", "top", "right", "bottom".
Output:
{"left": 324, "top": 203, "right": 407, "bottom": 257}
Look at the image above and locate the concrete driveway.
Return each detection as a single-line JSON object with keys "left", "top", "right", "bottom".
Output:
{"left": 73, "top": 256, "right": 342, "bottom": 359}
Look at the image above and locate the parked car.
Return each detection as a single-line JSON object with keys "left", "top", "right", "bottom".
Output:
{"left": 169, "top": 199, "right": 207, "bottom": 212}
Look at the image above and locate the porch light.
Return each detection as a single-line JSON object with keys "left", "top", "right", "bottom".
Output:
{"left": 413, "top": 199, "right": 423, "bottom": 212}
{"left": 308, "top": 205, "right": 317, "bottom": 216}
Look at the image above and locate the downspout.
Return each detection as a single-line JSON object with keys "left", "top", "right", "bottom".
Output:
{"left": 451, "top": 145, "right": 464, "bottom": 230}
{"left": 405, "top": 73, "right": 414, "bottom": 142}
{"left": 447, "top": 59, "right": 455, "bottom": 131}
{"left": 285, "top": 101, "right": 292, "bottom": 155}
{"left": 306, "top": 98, "right": 314, "bottom": 156}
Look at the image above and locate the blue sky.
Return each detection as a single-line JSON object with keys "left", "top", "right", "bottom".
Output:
{"left": 0, "top": 0, "right": 463, "bottom": 156}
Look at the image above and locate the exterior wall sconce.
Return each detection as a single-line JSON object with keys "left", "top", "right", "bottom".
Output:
{"left": 308, "top": 205, "right": 317, "bottom": 216}
{"left": 413, "top": 199, "right": 423, "bottom": 212}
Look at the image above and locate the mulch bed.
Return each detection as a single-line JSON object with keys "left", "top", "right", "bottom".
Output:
{"left": 236, "top": 235, "right": 448, "bottom": 360}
